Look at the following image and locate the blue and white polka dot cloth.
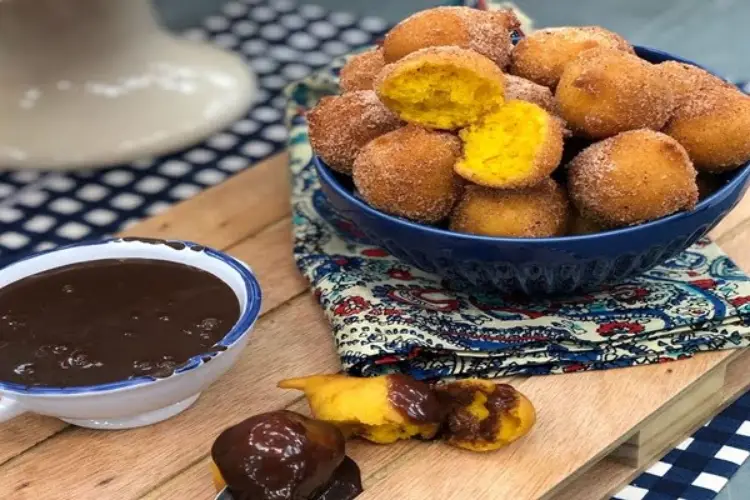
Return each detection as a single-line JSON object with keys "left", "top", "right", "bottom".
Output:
{"left": 1, "top": 1, "right": 749, "bottom": 499}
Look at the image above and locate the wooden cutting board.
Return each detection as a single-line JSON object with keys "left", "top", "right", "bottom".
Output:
{"left": 1, "top": 152, "right": 749, "bottom": 500}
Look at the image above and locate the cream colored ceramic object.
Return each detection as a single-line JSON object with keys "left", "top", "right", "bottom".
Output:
{"left": 0, "top": 0, "right": 257, "bottom": 170}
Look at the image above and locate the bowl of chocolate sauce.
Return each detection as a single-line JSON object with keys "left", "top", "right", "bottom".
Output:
{"left": 0, "top": 237, "right": 261, "bottom": 430}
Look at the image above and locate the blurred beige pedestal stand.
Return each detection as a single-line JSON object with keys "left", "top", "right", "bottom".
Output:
{"left": 0, "top": 0, "right": 257, "bottom": 170}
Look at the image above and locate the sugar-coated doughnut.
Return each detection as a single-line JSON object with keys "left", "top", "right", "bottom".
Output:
{"left": 308, "top": 90, "right": 402, "bottom": 174}
{"left": 657, "top": 61, "right": 735, "bottom": 110}
{"left": 556, "top": 48, "right": 674, "bottom": 139}
{"left": 662, "top": 79, "right": 750, "bottom": 172}
{"left": 450, "top": 179, "right": 570, "bottom": 238}
{"left": 383, "top": 6, "right": 520, "bottom": 68}
{"left": 568, "top": 129, "right": 698, "bottom": 227}
{"left": 510, "top": 26, "right": 634, "bottom": 89}
{"left": 339, "top": 47, "right": 386, "bottom": 92}
{"left": 353, "top": 125, "right": 463, "bottom": 223}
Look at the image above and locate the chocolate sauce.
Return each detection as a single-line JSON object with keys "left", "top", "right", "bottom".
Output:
{"left": 121, "top": 236, "right": 187, "bottom": 250}
{"left": 316, "top": 457, "right": 363, "bottom": 500}
{"left": 387, "top": 374, "right": 443, "bottom": 423}
{"left": 436, "top": 383, "right": 518, "bottom": 442}
{"left": 212, "top": 410, "right": 362, "bottom": 500}
{"left": 0, "top": 258, "right": 240, "bottom": 387}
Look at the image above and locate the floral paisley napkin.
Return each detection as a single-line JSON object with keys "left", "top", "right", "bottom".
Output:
{"left": 284, "top": 5, "right": 750, "bottom": 381}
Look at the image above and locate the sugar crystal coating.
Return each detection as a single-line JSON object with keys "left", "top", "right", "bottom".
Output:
{"left": 308, "top": 90, "right": 402, "bottom": 174}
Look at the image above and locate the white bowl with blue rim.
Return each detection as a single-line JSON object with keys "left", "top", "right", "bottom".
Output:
{"left": 0, "top": 238, "right": 262, "bottom": 430}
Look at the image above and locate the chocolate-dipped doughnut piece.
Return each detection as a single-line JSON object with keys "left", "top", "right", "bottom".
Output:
{"left": 279, "top": 374, "right": 443, "bottom": 444}
{"left": 435, "top": 379, "right": 536, "bottom": 452}
{"left": 315, "top": 457, "right": 363, "bottom": 500}
{"left": 211, "top": 410, "right": 362, "bottom": 500}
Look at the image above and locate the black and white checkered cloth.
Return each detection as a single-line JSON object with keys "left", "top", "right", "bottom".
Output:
{"left": 616, "top": 393, "right": 750, "bottom": 500}
{"left": 0, "top": 1, "right": 749, "bottom": 498}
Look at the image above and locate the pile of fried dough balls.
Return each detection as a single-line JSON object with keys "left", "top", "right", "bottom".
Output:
{"left": 307, "top": 6, "right": 750, "bottom": 237}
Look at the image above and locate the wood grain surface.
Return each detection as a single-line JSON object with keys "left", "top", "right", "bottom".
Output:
{"left": 1, "top": 152, "right": 749, "bottom": 500}
{"left": 551, "top": 348, "right": 750, "bottom": 500}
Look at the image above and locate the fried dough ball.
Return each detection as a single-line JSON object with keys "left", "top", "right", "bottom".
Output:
{"left": 510, "top": 26, "right": 634, "bottom": 89}
{"left": 455, "top": 100, "right": 563, "bottom": 189}
{"left": 339, "top": 47, "right": 386, "bottom": 92}
{"left": 657, "top": 61, "right": 735, "bottom": 110}
{"left": 353, "top": 126, "right": 463, "bottom": 223}
{"left": 279, "top": 374, "right": 443, "bottom": 444}
{"left": 212, "top": 453, "right": 363, "bottom": 500}
{"left": 556, "top": 48, "right": 674, "bottom": 139}
{"left": 375, "top": 46, "right": 505, "bottom": 130}
{"left": 382, "top": 6, "right": 520, "bottom": 68}
{"left": 307, "top": 90, "right": 401, "bottom": 175}
{"left": 450, "top": 179, "right": 570, "bottom": 238}
{"left": 504, "top": 74, "right": 559, "bottom": 116}
{"left": 211, "top": 410, "right": 349, "bottom": 499}
{"left": 657, "top": 64, "right": 746, "bottom": 172}
{"left": 663, "top": 83, "right": 750, "bottom": 173}
{"left": 435, "top": 379, "right": 536, "bottom": 452}
{"left": 568, "top": 129, "right": 698, "bottom": 227}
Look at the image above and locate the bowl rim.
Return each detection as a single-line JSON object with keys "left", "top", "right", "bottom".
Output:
{"left": 0, "top": 238, "right": 262, "bottom": 396}
{"left": 315, "top": 45, "right": 750, "bottom": 245}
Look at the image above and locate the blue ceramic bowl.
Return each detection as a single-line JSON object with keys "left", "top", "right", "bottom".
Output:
{"left": 315, "top": 46, "right": 750, "bottom": 295}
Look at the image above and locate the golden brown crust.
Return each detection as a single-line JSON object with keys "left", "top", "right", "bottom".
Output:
{"left": 307, "top": 91, "right": 402, "bottom": 175}
{"left": 657, "top": 61, "right": 734, "bottom": 110}
{"left": 353, "top": 125, "right": 464, "bottom": 223}
{"left": 339, "top": 47, "right": 387, "bottom": 93}
{"left": 534, "top": 108, "right": 566, "bottom": 181}
{"left": 504, "top": 74, "right": 560, "bottom": 116}
{"left": 662, "top": 83, "right": 750, "bottom": 172}
{"left": 510, "top": 26, "right": 634, "bottom": 89}
{"left": 567, "top": 129, "right": 698, "bottom": 227}
{"left": 555, "top": 47, "right": 674, "bottom": 139}
{"left": 382, "top": 6, "right": 519, "bottom": 68}
{"left": 449, "top": 179, "right": 570, "bottom": 238}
